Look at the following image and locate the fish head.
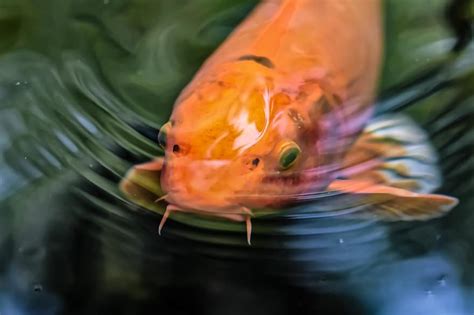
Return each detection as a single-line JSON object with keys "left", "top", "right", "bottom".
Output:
{"left": 160, "top": 62, "right": 345, "bottom": 213}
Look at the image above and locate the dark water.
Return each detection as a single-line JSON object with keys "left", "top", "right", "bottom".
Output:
{"left": 0, "top": 0, "right": 473, "bottom": 314}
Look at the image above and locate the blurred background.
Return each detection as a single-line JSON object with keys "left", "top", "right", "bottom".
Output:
{"left": 0, "top": 0, "right": 473, "bottom": 314}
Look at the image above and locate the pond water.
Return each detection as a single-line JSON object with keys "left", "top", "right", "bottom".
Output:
{"left": 0, "top": 0, "right": 473, "bottom": 314}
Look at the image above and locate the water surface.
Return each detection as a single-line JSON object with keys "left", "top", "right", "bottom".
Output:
{"left": 0, "top": 0, "right": 473, "bottom": 314}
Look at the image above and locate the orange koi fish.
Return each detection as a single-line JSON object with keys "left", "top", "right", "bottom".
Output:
{"left": 121, "top": 0, "right": 458, "bottom": 244}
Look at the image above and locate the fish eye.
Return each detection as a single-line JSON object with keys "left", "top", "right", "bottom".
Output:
{"left": 158, "top": 122, "right": 171, "bottom": 149}
{"left": 279, "top": 142, "right": 301, "bottom": 170}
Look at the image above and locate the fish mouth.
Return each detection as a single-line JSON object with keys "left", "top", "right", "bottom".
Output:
{"left": 157, "top": 201, "right": 251, "bottom": 237}
{"left": 261, "top": 173, "right": 304, "bottom": 186}
{"left": 158, "top": 200, "right": 253, "bottom": 244}
{"left": 159, "top": 190, "right": 249, "bottom": 217}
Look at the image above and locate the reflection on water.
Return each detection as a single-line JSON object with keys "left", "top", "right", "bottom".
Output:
{"left": 0, "top": 0, "right": 473, "bottom": 314}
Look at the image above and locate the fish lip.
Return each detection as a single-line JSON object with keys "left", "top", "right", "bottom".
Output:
{"left": 165, "top": 194, "right": 247, "bottom": 215}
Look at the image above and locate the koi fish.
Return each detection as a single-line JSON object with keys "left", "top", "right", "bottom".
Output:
{"left": 120, "top": 0, "right": 458, "bottom": 244}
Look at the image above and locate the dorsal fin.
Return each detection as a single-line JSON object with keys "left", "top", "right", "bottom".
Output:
{"left": 251, "top": 0, "right": 299, "bottom": 55}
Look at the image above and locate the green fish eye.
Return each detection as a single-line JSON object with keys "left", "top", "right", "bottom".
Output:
{"left": 279, "top": 142, "right": 301, "bottom": 170}
{"left": 158, "top": 122, "right": 170, "bottom": 149}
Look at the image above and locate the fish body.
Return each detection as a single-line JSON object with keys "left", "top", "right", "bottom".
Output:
{"left": 162, "top": 0, "right": 382, "bottom": 212}
{"left": 120, "top": 0, "right": 458, "bottom": 242}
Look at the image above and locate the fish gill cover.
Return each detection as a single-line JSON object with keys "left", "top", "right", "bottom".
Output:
{"left": 0, "top": 0, "right": 473, "bottom": 315}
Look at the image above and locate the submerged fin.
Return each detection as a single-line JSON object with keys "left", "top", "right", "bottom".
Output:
{"left": 119, "top": 158, "right": 165, "bottom": 211}
{"left": 333, "top": 114, "right": 458, "bottom": 220}
{"left": 340, "top": 114, "right": 442, "bottom": 193}
{"left": 328, "top": 180, "right": 458, "bottom": 221}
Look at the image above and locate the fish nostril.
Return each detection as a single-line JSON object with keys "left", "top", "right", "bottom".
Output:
{"left": 252, "top": 158, "right": 260, "bottom": 167}
{"left": 245, "top": 157, "right": 261, "bottom": 171}
{"left": 170, "top": 143, "right": 190, "bottom": 155}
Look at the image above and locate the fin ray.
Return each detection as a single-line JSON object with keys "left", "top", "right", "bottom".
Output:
{"left": 333, "top": 114, "right": 458, "bottom": 221}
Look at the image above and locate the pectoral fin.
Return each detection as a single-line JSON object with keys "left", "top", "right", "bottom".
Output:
{"left": 333, "top": 114, "right": 458, "bottom": 221}
{"left": 119, "top": 158, "right": 165, "bottom": 210}
{"left": 328, "top": 179, "right": 458, "bottom": 221}
{"left": 339, "top": 114, "right": 441, "bottom": 193}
